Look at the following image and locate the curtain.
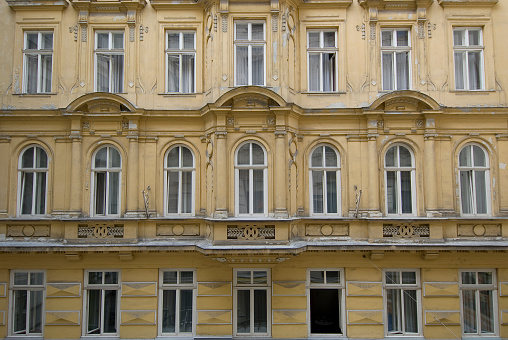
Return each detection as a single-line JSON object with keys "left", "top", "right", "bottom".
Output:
{"left": 382, "top": 53, "right": 394, "bottom": 90}
{"left": 386, "top": 289, "right": 401, "bottom": 333}
{"left": 112, "top": 55, "right": 123, "bottom": 93}
{"left": 463, "top": 290, "right": 477, "bottom": 333}
{"left": 400, "top": 171, "right": 412, "bottom": 214}
{"left": 322, "top": 53, "right": 335, "bottom": 92}
{"left": 308, "top": 54, "right": 320, "bottom": 91}
{"left": 21, "top": 172, "right": 34, "bottom": 215}
{"left": 26, "top": 54, "right": 38, "bottom": 93}
{"left": 252, "top": 46, "right": 264, "bottom": 85}
{"left": 108, "top": 172, "right": 119, "bottom": 215}
{"left": 29, "top": 290, "right": 43, "bottom": 333}
{"left": 236, "top": 46, "right": 248, "bottom": 86}
{"left": 167, "top": 54, "right": 179, "bottom": 92}
{"left": 396, "top": 52, "right": 409, "bottom": 90}
{"left": 182, "top": 54, "right": 195, "bottom": 93}
{"left": 238, "top": 169, "right": 249, "bottom": 214}
{"left": 253, "top": 169, "right": 264, "bottom": 214}
{"left": 326, "top": 171, "right": 337, "bottom": 213}
{"left": 312, "top": 171, "right": 324, "bottom": 214}
{"left": 460, "top": 171, "right": 474, "bottom": 214}
{"left": 35, "top": 172, "right": 46, "bottom": 214}
{"left": 455, "top": 52, "right": 466, "bottom": 90}
{"left": 41, "top": 54, "right": 52, "bottom": 92}
{"left": 479, "top": 290, "right": 494, "bottom": 333}
{"left": 475, "top": 171, "right": 487, "bottom": 214}
{"left": 167, "top": 171, "right": 179, "bottom": 214}
{"left": 96, "top": 54, "right": 109, "bottom": 92}
{"left": 403, "top": 289, "right": 418, "bottom": 333}
{"left": 181, "top": 171, "right": 192, "bottom": 214}
{"left": 468, "top": 51, "right": 481, "bottom": 90}
{"left": 14, "top": 290, "right": 27, "bottom": 333}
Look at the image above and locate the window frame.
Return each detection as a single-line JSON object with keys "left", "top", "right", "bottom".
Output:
{"left": 9, "top": 270, "right": 46, "bottom": 336}
{"left": 306, "top": 269, "right": 345, "bottom": 337}
{"left": 17, "top": 145, "right": 49, "bottom": 217}
{"left": 458, "top": 144, "right": 490, "bottom": 216}
{"left": 307, "top": 29, "right": 338, "bottom": 92}
{"left": 234, "top": 20, "right": 266, "bottom": 86}
{"left": 158, "top": 269, "right": 197, "bottom": 336}
{"left": 383, "top": 269, "right": 421, "bottom": 336}
{"left": 233, "top": 269, "right": 271, "bottom": 337}
{"left": 90, "top": 145, "right": 122, "bottom": 217}
{"left": 164, "top": 145, "right": 196, "bottom": 216}
{"left": 234, "top": 141, "right": 268, "bottom": 217}
{"left": 83, "top": 270, "right": 121, "bottom": 336}
{"left": 459, "top": 269, "right": 498, "bottom": 337}
{"left": 453, "top": 27, "right": 485, "bottom": 91}
{"left": 384, "top": 144, "right": 417, "bottom": 216}
{"left": 309, "top": 144, "right": 341, "bottom": 216}
{"left": 165, "top": 30, "right": 196, "bottom": 94}
{"left": 380, "top": 28, "right": 412, "bottom": 91}
{"left": 94, "top": 30, "right": 125, "bottom": 93}
{"left": 22, "top": 31, "right": 53, "bottom": 94}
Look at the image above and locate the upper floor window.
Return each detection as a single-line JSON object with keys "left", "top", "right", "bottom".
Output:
{"left": 235, "top": 21, "right": 265, "bottom": 86}
{"left": 11, "top": 271, "right": 45, "bottom": 336}
{"left": 381, "top": 28, "right": 411, "bottom": 91}
{"left": 454, "top": 28, "right": 484, "bottom": 90}
{"left": 92, "top": 146, "right": 121, "bottom": 216}
{"left": 165, "top": 145, "right": 195, "bottom": 215}
{"left": 460, "top": 270, "right": 497, "bottom": 336}
{"left": 309, "top": 145, "right": 340, "bottom": 215}
{"left": 385, "top": 145, "right": 415, "bottom": 216}
{"left": 308, "top": 30, "right": 337, "bottom": 92}
{"left": 166, "top": 31, "right": 195, "bottom": 93}
{"left": 23, "top": 31, "right": 53, "bottom": 94}
{"left": 459, "top": 144, "right": 489, "bottom": 215}
{"left": 95, "top": 31, "right": 124, "bottom": 93}
{"left": 18, "top": 146, "right": 48, "bottom": 216}
{"left": 84, "top": 270, "right": 120, "bottom": 335}
{"left": 235, "top": 142, "right": 267, "bottom": 216}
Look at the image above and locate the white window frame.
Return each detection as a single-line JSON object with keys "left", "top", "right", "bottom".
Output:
{"left": 23, "top": 31, "right": 53, "bottom": 94}
{"left": 453, "top": 27, "right": 484, "bottom": 91}
{"left": 306, "top": 269, "right": 345, "bottom": 337}
{"left": 234, "top": 141, "right": 268, "bottom": 217}
{"left": 91, "top": 146, "right": 122, "bottom": 217}
{"left": 234, "top": 20, "right": 266, "bottom": 86}
{"left": 17, "top": 145, "right": 49, "bottom": 217}
{"left": 83, "top": 270, "right": 120, "bottom": 336}
{"left": 165, "top": 31, "right": 196, "bottom": 93}
{"left": 459, "top": 269, "right": 498, "bottom": 337}
{"left": 384, "top": 144, "right": 416, "bottom": 216}
{"left": 458, "top": 144, "right": 490, "bottom": 216}
{"left": 233, "top": 269, "right": 271, "bottom": 337}
{"left": 383, "top": 269, "right": 421, "bottom": 336}
{"left": 158, "top": 269, "right": 196, "bottom": 336}
{"left": 164, "top": 145, "right": 196, "bottom": 216}
{"left": 381, "top": 28, "right": 411, "bottom": 91}
{"left": 307, "top": 29, "right": 338, "bottom": 92}
{"left": 94, "top": 30, "right": 124, "bottom": 93}
{"left": 309, "top": 145, "right": 341, "bottom": 216}
{"left": 9, "top": 270, "right": 45, "bottom": 336}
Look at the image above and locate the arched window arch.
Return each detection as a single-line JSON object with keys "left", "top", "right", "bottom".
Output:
{"left": 458, "top": 144, "right": 490, "bottom": 215}
{"left": 18, "top": 146, "right": 48, "bottom": 215}
{"left": 309, "top": 144, "right": 340, "bottom": 215}
{"left": 384, "top": 144, "right": 416, "bottom": 215}
{"left": 91, "top": 146, "right": 121, "bottom": 216}
{"left": 164, "top": 145, "right": 195, "bottom": 215}
{"left": 235, "top": 141, "right": 267, "bottom": 216}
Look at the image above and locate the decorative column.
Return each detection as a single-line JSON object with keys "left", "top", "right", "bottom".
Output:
{"left": 214, "top": 130, "right": 228, "bottom": 218}
{"left": 69, "top": 119, "right": 82, "bottom": 216}
{"left": 424, "top": 118, "right": 438, "bottom": 216}
{"left": 126, "top": 126, "right": 139, "bottom": 216}
{"left": 368, "top": 119, "right": 380, "bottom": 216}
{"left": 274, "top": 130, "right": 288, "bottom": 218}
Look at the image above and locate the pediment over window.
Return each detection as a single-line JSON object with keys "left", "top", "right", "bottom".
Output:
{"left": 215, "top": 86, "right": 287, "bottom": 109}
{"left": 70, "top": 0, "right": 145, "bottom": 12}
{"left": 438, "top": 0, "right": 497, "bottom": 7}
{"left": 359, "top": 0, "right": 433, "bottom": 10}
{"left": 6, "top": 0, "right": 68, "bottom": 10}
{"left": 66, "top": 93, "right": 137, "bottom": 114}
{"left": 367, "top": 91, "right": 441, "bottom": 111}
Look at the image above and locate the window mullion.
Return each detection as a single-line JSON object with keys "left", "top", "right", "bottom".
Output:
{"left": 25, "top": 288, "right": 31, "bottom": 334}
{"left": 250, "top": 288, "right": 255, "bottom": 334}
{"left": 176, "top": 288, "right": 181, "bottom": 334}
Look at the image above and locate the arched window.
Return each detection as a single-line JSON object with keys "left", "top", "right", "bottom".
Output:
{"left": 309, "top": 145, "right": 340, "bottom": 215}
{"left": 235, "top": 142, "right": 267, "bottom": 216}
{"left": 18, "top": 146, "right": 48, "bottom": 215}
{"left": 164, "top": 145, "right": 195, "bottom": 215}
{"left": 384, "top": 144, "right": 416, "bottom": 215}
{"left": 459, "top": 144, "right": 489, "bottom": 215}
{"left": 92, "top": 146, "right": 121, "bottom": 216}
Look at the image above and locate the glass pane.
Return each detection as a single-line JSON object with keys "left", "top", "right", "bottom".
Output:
{"left": 25, "top": 54, "right": 38, "bottom": 93}
{"left": 308, "top": 53, "right": 320, "bottom": 91}
{"left": 181, "top": 54, "right": 195, "bottom": 93}
{"left": 400, "top": 171, "right": 412, "bottom": 214}
{"left": 238, "top": 169, "right": 249, "bottom": 214}
{"left": 252, "top": 46, "right": 264, "bottom": 86}
{"left": 251, "top": 143, "right": 264, "bottom": 165}
{"left": 311, "top": 147, "right": 323, "bottom": 167}
{"left": 14, "top": 290, "right": 27, "bottom": 333}
{"left": 460, "top": 171, "right": 473, "bottom": 214}
{"left": 182, "top": 171, "right": 193, "bottom": 214}
{"left": 386, "top": 171, "right": 397, "bottom": 214}
{"left": 322, "top": 53, "right": 336, "bottom": 92}
{"left": 95, "top": 172, "right": 106, "bottom": 215}
{"left": 183, "top": 33, "right": 194, "bottom": 49}
{"left": 88, "top": 272, "right": 103, "bottom": 285}
{"left": 326, "top": 271, "right": 340, "bottom": 284}
{"left": 475, "top": 171, "right": 487, "bottom": 214}
{"left": 325, "top": 147, "right": 337, "bottom": 167}
{"left": 459, "top": 146, "right": 471, "bottom": 167}
{"left": 180, "top": 290, "right": 193, "bottom": 332}
{"left": 237, "top": 290, "right": 250, "bottom": 333}
{"left": 473, "top": 146, "right": 486, "bottom": 167}
{"left": 237, "top": 144, "right": 250, "bottom": 165}
{"left": 253, "top": 169, "right": 264, "bottom": 214}
{"left": 462, "top": 272, "right": 476, "bottom": 285}
{"left": 22, "top": 147, "right": 34, "bottom": 168}
{"left": 401, "top": 271, "right": 416, "bottom": 284}
{"left": 112, "top": 33, "right": 123, "bottom": 49}
{"left": 310, "top": 289, "right": 341, "bottom": 334}
{"left": 162, "top": 290, "right": 176, "bottom": 332}
{"left": 326, "top": 171, "right": 338, "bottom": 214}
{"left": 403, "top": 290, "right": 418, "bottom": 333}
{"left": 28, "top": 290, "right": 43, "bottom": 333}
{"left": 96, "top": 54, "right": 110, "bottom": 92}
{"left": 324, "top": 31, "right": 335, "bottom": 47}
{"left": 42, "top": 33, "right": 53, "bottom": 49}
{"left": 111, "top": 55, "right": 124, "bottom": 93}
{"left": 386, "top": 271, "right": 400, "bottom": 285}
{"left": 382, "top": 30, "right": 393, "bottom": 47}
{"left": 310, "top": 271, "right": 325, "bottom": 284}
{"left": 181, "top": 271, "right": 194, "bottom": 284}
{"left": 469, "top": 30, "right": 481, "bottom": 46}
{"left": 15, "top": 272, "right": 29, "bottom": 286}
{"left": 236, "top": 23, "right": 248, "bottom": 40}
{"left": 108, "top": 172, "right": 120, "bottom": 214}
{"left": 35, "top": 173, "right": 46, "bottom": 215}
{"left": 236, "top": 46, "right": 248, "bottom": 85}
{"left": 167, "top": 148, "right": 179, "bottom": 167}
{"left": 104, "top": 290, "right": 117, "bottom": 333}
{"left": 308, "top": 32, "right": 320, "bottom": 48}
{"left": 253, "top": 271, "right": 267, "bottom": 284}
{"left": 478, "top": 271, "right": 492, "bottom": 285}
{"left": 105, "top": 271, "right": 118, "bottom": 284}
{"left": 167, "top": 171, "right": 179, "bottom": 214}
{"left": 468, "top": 51, "right": 482, "bottom": 90}
{"left": 30, "top": 272, "right": 44, "bottom": 285}
{"left": 396, "top": 30, "right": 409, "bottom": 46}
{"left": 463, "top": 290, "right": 477, "bottom": 333}
{"left": 168, "top": 33, "right": 180, "bottom": 49}
{"left": 455, "top": 51, "right": 466, "bottom": 90}
{"left": 396, "top": 52, "right": 410, "bottom": 90}
{"left": 237, "top": 271, "right": 251, "bottom": 284}
{"left": 41, "top": 54, "right": 52, "bottom": 93}
{"left": 163, "top": 271, "right": 178, "bottom": 284}
{"left": 21, "top": 172, "right": 34, "bottom": 215}
{"left": 95, "top": 148, "right": 108, "bottom": 168}
{"left": 387, "top": 289, "right": 401, "bottom": 333}
{"left": 312, "top": 171, "right": 324, "bottom": 214}
{"left": 382, "top": 53, "right": 394, "bottom": 90}
{"left": 182, "top": 147, "right": 193, "bottom": 167}
{"left": 26, "top": 33, "right": 38, "bottom": 49}
{"left": 109, "top": 148, "right": 121, "bottom": 168}
{"left": 97, "top": 33, "right": 109, "bottom": 49}
{"left": 479, "top": 290, "right": 494, "bottom": 333}
{"left": 399, "top": 147, "right": 412, "bottom": 167}
{"left": 251, "top": 23, "right": 264, "bottom": 40}
{"left": 254, "top": 290, "right": 267, "bottom": 333}
{"left": 167, "top": 54, "right": 180, "bottom": 92}
{"left": 36, "top": 147, "right": 48, "bottom": 168}
{"left": 453, "top": 29, "right": 465, "bottom": 46}
{"left": 87, "top": 290, "right": 101, "bottom": 334}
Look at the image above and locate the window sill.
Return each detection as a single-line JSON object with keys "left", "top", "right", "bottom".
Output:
{"left": 13, "top": 93, "right": 56, "bottom": 97}
{"left": 450, "top": 90, "right": 495, "bottom": 94}
{"left": 160, "top": 93, "right": 200, "bottom": 97}
{"left": 302, "top": 91, "right": 346, "bottom": 95}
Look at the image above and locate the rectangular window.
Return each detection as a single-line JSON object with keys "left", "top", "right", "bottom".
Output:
{"left": 381, "top": 29, "right": 411, "bottom": 91}
{"left": 308, "top": 269, "right": 344, "bottom": 335}
{"left": 460, "top": 270, "right": 496, "bottom": 336}
{"left": 23, "top": 31, "right": 53, "bottom": 94}
{"left": 384, "top": 270, "right": 420, "bottom": 335}
{"left": 166, "top": 31, "right": 196, "bottom": 93}
{"left": 453, "top": 28, "right": 484, "bottom": 90}
{"left": 234, "top": 269, "right": 270, "bottom": 336}
{"left": 159, "top": 270, "right": 196, "bottom": 335}
{"left": 307, "top": 30, "right": 337, "bottom": 92}
{"left": 95, "top": 31, "right": 124, "bottom": 93}
{"left": 235, "top": 21, "right": 265, "bottom": 86}
{"left": 11, "top": 271, "right": 45, "bottom": 335}
{"left": 84, "top": 270, "right": 120, "bottom": 335}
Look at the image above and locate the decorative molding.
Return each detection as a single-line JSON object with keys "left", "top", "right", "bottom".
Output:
{"left": 77, "top": 224, "right": 124, "bottom": 239}
{"left": 120, "top": 310, "right": 156, "bottom": 325}
{"left": 305, "top": 223, "right": 349, "bottom": 237}
{"left": 157, "top": 224, "right": 200, "bottom": 237}
{"left": 46, "top": 283, "right": 81, "bottom": 298}
{"left": 212, "top": 256, "right": 290, "bottom": 264}
{"left": 424, "top": 311, "right": 460, "bottom": 326}
{"left": 197, "top": 310, "right": 231, "bottom": 325}
{"left": 0, "top": 283, "right": 6, "bottom": 297}
{"left": 347, "top": 310, "right": 383, "bottom": 325}
{"left": 227, "top": 225, "right": 275, "bottom": 240}
{"left": 122, "top": 282, "right": 157, "bottom": 297}
{"left": 0, "top": 311, "right": 4, "bottom": 326}
{"left": 502, "top": 310, "right": 508, "bottom": 325}
{"left": 45, "top": 311, "right": 80, "bottom": 325}
{"left": 357, "top": 23, "right": 366, "bottom": 40}
{"left": 272, "top": 310, "right": 306, "bottom": 324}
{"left": 499, "top": 282, "right": 508, "bottom": 296}
{"left": 383, "top": 223, "right": 430, "bottom": 238}
{"left": 272, "top": 281, "right": 306, "bottom": 296}
{"left": 438, "top": 0, "right": 498, "bottom": 7}
{"left": 7, "top": 224, "right": 50, "bottom": 237}
{"left": 346, "top": 281, "right": 383, "bottom": 297}
{"left": 457, "top": 224, "right": 501, "bottom": 237}
{"left": 221, "top": 14, "right": 228, "bottom": 32}
{"left": 198, "top": 282, "right": 231, "bottom": 296}
{"left": 423, "top": 282, "right": 459, "bottom": 297}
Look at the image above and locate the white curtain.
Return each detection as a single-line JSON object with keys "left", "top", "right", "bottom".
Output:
{"left": 236, "top": 46, "right": 248, "bottom": 85}
{"left": 382, "top": 53, "right": 394, "bottom": 90}
{"left": 396, "top": 52, "right": 409, "bottom": 90}
{"left": 455, "top": 52, "right": 466, "bottom": 90}
{"left": 252, "top": 46, "right": 264, "bottom": 85}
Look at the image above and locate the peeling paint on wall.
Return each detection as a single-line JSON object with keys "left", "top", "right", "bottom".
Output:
{"left": 500, "top": 163, "right": 506, "bottom": 170}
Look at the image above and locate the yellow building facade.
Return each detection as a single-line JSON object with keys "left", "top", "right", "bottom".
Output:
{"left": 0, "top": 0, "right": 508, "bottom": 339}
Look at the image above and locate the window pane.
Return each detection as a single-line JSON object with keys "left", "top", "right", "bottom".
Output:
{"left": 254, "top": 290, "right": 267, "bottom": 332}
{"left": 400, "top": 171, "right": 412, "bottom": 214}
{"left": 14, "top": 290, "right": 28, "bottom": 334}
{"left": 311, "top": 147, "right": 323, "bottom": 167}
{"left": 387, "top": 289, "right": 401, "bottom": 332}
{"left": 26, "top": 33, "right": 38, "bottom": 49}
{"left": 167, "top": 148, "right": 179, "bottom": 167}
{"left": 253, "top": 169, "right": 264, "bottom": 214}
{"left": 42, "top": 33, "right": 53, "bottom": 49}
{"left": 463, "top": 290, "right": 477, "bottom": 333}
{"left": 310, "top": 289, "right": 341, "bottom": 334}
{"left": 95, "top": 148, "right": 107, "bottom": 168}
{"left": 253, "top": 271, "right": 267, "bottom": 284}
{"left": 469, "top": 30, "right": 481, "bottom": 46}
{"left": 25, "top": 54, "right": 38, "bottom": 94}
{"left": 251, "top": 23, "right": 264, "bottom": 40}
{"left": 386, "top": 271, "right": 400, "bottom": 285}
{"left": 180, "top": 271, "right": 194, "bottom": 284}
{"left": 15, "top": 272, "right": 29, "bottom": 286}
{"left": 41, "top": 54, "right": 52, "bottom": 92}
{"left": 323, "top": 31, "right": 335, "bottom": 48}
{"left": 468, "top": 51, "right": 482, "bottom": 90}
{"left": 454, "top": 52, "right": 466, "bottom": 90}
{"left": 324, "top": 147, "right": 337, "bottom": 167}
{"left": 28, "top": 290, "right": 43, "bottom": 333}
{"left": 167, "top": 171, "right": 179, "bottom": 214}
{"left": 89, "top": 272, "right": 103, "bottom": 284}
{"left": 326, "top": 171, "right": 338, "bottom": 214}
{"left": 238, "top": 169, "right": 249, "bottom": 214}
{"left": 396, "top": 52, "right": 410, "bottom": 90}
{"left": 236, "top": 46, "right": 248, "bottom": 86}
{"left": 112, "top": 33, "right": 123, "bottom": 49}
{"left": 454, "top": 29, "right": 465, "bottom": 46}
{"left": 473, "top": 146, "right": 486, "bottom": 167}
{"left": 183, "top": 33, "right": 194, "bottom": 49}
{"left": 251, "top": 143, "right": 264, "bottom": 165}
{"left": 479, "top": 290, "right": 494, "bottom": 333}
{"left": 87, "top": 290, "right": 101, "bottom": 334}
{"left": 322, "top": 53, "right": 336, "bottom": 92}
{"left": 308, "top": 32, "right": 320, "bottom": 48}
{"left": 22, "top": 147, "right": 35, "bottom": 168}
{"left": 181, "top": 54, "right": 195, "bottom": 93}
{"left": 237, "top": 271, "right": 251, "bottom": 284}
{"left": 163, "top": 271, "right": 178, "bottom": 284}
{"left": 310, "top": 271, "right": 325, "bottom": 284}
{"left": 237, "top": 144, "right": 250, "bottom": 165}
{"left": 96, "top": 54, "right": 110, "bottom": 92}
{"left": 401, "top": 271, "right": 416, "bottom": 284}
{"left": 105, "top": 271, "right": 118, "bottom": 284}
{"left": 382, "top": 53, "right": 394, "bottom": 90}
{"left": 399, "top": 147, "right": 412, "bottom": 167}
{"left": 236, "top": 24, "right": 248, "bottom": 40}
{"left": 478, "top": 272, "right": 492, "bottom": 285}
{"left": 403, "top": 290, "right": 418, "bottom": 333}
{"left": 252, "top": 46, "right": 264, "bottom": 86}
{"left": 97, "top": 33, "right": 109, "bottom": 49}
{"left": 475, "top": 171, "right": 487, "bottom": 214}
{"left": 462, "top": 272, "right": 476, "bottom": 285}
{"left": 237, "top": 290, "right": 250, "bottom": 333}
{"left": 326, "top": 271, "right": 340, "bottom": 284}
{"left": 460, "top": 171, "right": 473, "bottom": 214}
{"left": 104, "top": 290, "right": 117, "bottom": 333}
{"left": 386, "top": 171, "right": 397, "bottom": 214}
{"left": 180, "top": 290, "right": 193, "bottom": 332}
{"left": 21, "top": 172, "right": 34, "bottom": 215}
{"left": 108, "top": 172, "right": 120, "bottom": 215}
{"left": 459, "top": 146, "right": 471, "bottom": 167}
{"left": 181, "top": 171, "right": 192, "bottom": 214}
{"left": 168, "top": 33, "right": 180, "bottom": 49}
{"left": 312, "top": 171, "right": 324, "bottom": 214}
{"left": 182, "top": 147, "right": 193, "bottom": 167}
{"left": 167, "top": 54, "right": 180, "bottom": 92}
{"left": 162, "top": 290, "right": 176, "bottom": 332}
{"left": 382, "top": 31, "right": 393, "bottom": 47}
{"left": 111, "top": 55, "right": 124, "bottom": 93}
{"left": 396, "top": 30, "right": 409, "bottom": 46}
{"left": 34, "top": 172, "right": 45, "bottom": 215}
{"left": 95, "top": 172, "right": 106, "bottom": 215}
{"left": 36, "top": 147, "right": 48, "bottom": 168}
{"left": 109, "top": 148, "right": 121, "bottom": 168}
{"left": 308, "top": 53, "right": 320, "bottom": 91}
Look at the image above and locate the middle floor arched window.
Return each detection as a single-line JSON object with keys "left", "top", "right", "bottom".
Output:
{"left": 309, "top": 145, "right": 340, "bottom": 215}
{"left": 91, "top": 146, "right": 121, "bottom": 216}
{"left": 384, "top": 144, "right": 416, "bottom": 216}
{"left": 164, "top": 145, "right": 195, "bottom": 215}
{"left": 235, "top": 142, "right": 267, "bottom": 216}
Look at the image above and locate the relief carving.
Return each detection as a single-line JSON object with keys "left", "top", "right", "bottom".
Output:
{"left": 157, "top": 224, "right": 200, "bottom": 236}
{"left": 7, "top": 225, "right": 50, "bottom": 237}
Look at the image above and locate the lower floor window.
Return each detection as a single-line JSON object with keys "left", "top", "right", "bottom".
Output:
{"left": 11, "top": 271, "right": 44, "bottom": 335}
{"left": 160, "top": 270, "right": 195, "bottom": 335}
{"left": 85, "top": 271, "right": 119, "bottom": 335}
{"left": 460, "top": 270, "right": 496, "bottom": 335}
{"left": 384, "top": 270, "right": 420, "bottom": 335}
{"left": 308, "top": 269, "right": 343, "bottom": 335}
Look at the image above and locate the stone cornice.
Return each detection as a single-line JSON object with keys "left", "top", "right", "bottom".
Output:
{"left": 438, "top": 0, "right": 497, "bottom": 7}
{"left": 6, "top": 0, "right": 69, "bottom": 10}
